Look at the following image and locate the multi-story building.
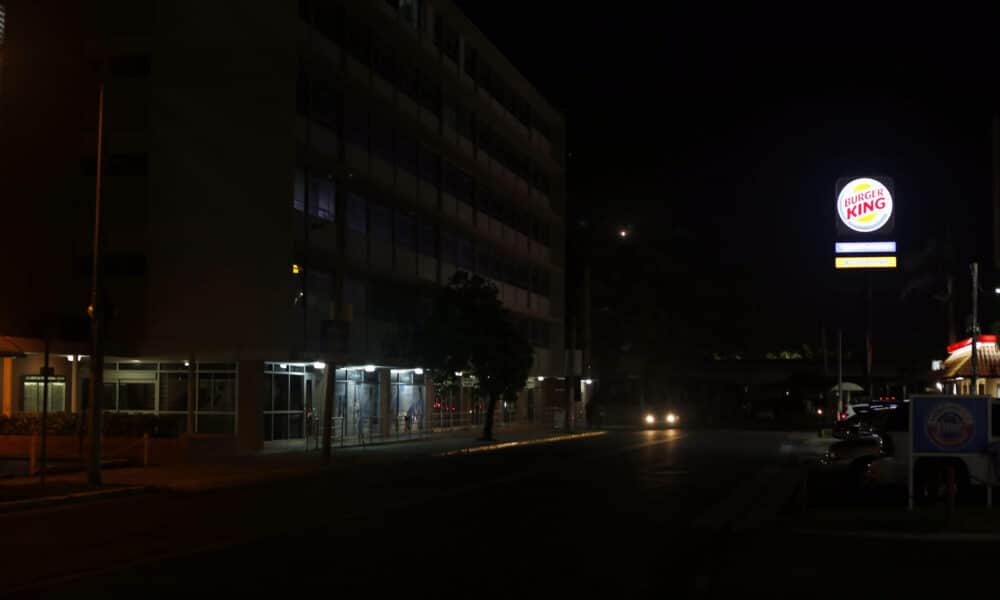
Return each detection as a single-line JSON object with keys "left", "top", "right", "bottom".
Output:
{"left": 0, "top": 0, "right": 566, "bottom": 454}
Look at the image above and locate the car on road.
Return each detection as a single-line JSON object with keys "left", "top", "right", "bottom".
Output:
{"left": 642, "top": 409, "right": 681, "bottom": 429}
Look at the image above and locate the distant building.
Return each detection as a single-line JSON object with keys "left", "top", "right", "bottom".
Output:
{"left": 935, "top": 335, "right": 1000, "bottom": 396}
{"left": 0, "top": 0, "right": 565, "bottom": 453}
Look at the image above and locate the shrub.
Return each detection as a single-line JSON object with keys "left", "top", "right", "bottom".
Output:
{"left": 0, "top": 412, "right": 182, "bottom": 437}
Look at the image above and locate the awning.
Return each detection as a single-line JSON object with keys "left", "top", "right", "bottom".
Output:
{"left": 829, "top": 382, "right": 864, "bottom": 393}
{"left": 0, "top": 336, "right": 28, "bottom": 357}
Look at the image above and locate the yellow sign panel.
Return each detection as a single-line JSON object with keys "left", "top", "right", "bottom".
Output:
{"left": 835, "top": 256, "right": 897, "bottom": 269}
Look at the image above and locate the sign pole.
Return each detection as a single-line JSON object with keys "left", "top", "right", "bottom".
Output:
{"left": 837, "top": 329, "right": 843, "bottom": 416}
{"left": 971, "top": 262, "right": 979, "bottom": 395}
{"left": 908, "top": 398, "right": 914, "bottom": 511}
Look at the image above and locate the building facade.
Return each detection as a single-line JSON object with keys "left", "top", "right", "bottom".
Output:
{"left": 0, "top": 0, "right": 566, "bottom": 453}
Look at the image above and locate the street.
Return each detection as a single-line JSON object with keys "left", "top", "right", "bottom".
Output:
{"left": 1, "top": 429, "right": 808, "bottom": 597}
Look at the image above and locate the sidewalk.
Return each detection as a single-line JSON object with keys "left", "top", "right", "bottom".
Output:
{"left": 0, "top": 427, "right": 601, "bottom": 510}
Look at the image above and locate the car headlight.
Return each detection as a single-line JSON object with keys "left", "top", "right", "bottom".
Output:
{"left": 645, "top": 414, "right": 655, "bottom": 425}
{"left": 666, "top": 413, "right": 678, "bottom": 424}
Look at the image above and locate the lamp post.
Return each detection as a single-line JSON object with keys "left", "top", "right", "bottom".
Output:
{"left": 87, "top": 81, "right": 106, "bottom": 486}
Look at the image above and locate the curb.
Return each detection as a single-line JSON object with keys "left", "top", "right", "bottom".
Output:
{"left": 0, "top": 485, "right": 158, "bottom": 515}
{"left": 435, "top": 431, "right": 606, "bottom": 456}
{"left": 790, "top": 527, "right": 1000, "bottom": 542}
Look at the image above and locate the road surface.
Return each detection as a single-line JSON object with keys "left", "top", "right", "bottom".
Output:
{"left": 1, "top": 429, "right": 808, "bottom": 596}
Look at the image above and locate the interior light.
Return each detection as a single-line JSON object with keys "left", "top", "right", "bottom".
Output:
{"left": 184, "top": 360, "right": 190, "bottom": 368}
{"left": 537, "top": 376, "right": 545, "bottom": 382}
{"left": 313, "top": 361, "right": 326, "bottom": 370}
{"left": 364, "top": 365, "right": 376, "bottom": 373}
{"left": 279, "top": 363, "right": 288, "bottom": 369}
{"left": 414, "top": 368, "right": 424, "bottom": 375}
{"left": 292, "top": 264, "right": 301, "bottom": 274}
{"left": 66, "top": 355, "right": 75, "bottom": 363}
{"left": 455, "top": 371, "right": 464, "bottom": 377}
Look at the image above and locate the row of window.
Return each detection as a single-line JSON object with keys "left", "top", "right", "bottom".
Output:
{"left": 294, "top": 168, "right": 552, "bottom": 296}
{"left": 298, "top": 69, "right": 551, "bottom": 198}
{"left": 300, "top": 2, "right": 555, "bottom": 163}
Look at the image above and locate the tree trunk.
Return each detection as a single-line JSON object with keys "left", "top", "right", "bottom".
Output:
{"left": 482, "top": 392, "right": 499, "bottom": 441}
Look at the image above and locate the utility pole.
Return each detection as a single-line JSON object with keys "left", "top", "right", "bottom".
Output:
{"left": 837, "top": 329, "right": 843, "bottom": 417}
{"left": 582, "top": 264, "right": 591, "bottom": 427}
{"left": 87, "top": 82, "right": 106, "bottom": 486}
{"left": 971, "top": 262, "right": 979, "bottom": 395}
{"left": 40, "top": 336, "right": 50, "bottom": 487}
{"left": 866, "top": 274, "right": 873, "bottom": 403}
{"left": 821, "top": 326, "right": 829, "bottom": 377}
{"left": 565, "top": 315, "right": 575, "bottom": 432}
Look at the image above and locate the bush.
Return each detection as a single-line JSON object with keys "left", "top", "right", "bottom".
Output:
{"left": 0, "top": 412, "right": 183, "bottom": 437}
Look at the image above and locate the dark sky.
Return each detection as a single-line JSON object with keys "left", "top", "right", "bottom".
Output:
{"left": 457, "top": 2, "right": 1000, "bottom": 367}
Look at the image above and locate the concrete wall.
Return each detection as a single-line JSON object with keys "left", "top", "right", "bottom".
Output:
{"left": 142, "top": 0, "right": 299, "bottom": 359}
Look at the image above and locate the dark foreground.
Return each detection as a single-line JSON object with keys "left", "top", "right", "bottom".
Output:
{"left": 3, "top": 429, "right": 987, "bottom": 598}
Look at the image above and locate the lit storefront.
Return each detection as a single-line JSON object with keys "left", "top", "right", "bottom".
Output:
{"left": 934, "top": 335, "right": 1000, "bottom": 396}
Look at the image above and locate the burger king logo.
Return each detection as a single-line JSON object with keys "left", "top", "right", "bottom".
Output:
{"left": 926, "top": 403, "right": 976, "bottom": 451}
{"left": 837, "top": 178, "right": 893, "bottom": 233}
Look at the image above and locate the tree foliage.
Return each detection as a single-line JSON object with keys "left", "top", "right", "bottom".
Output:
{"left": 417, "top": 272, "right": 534, "bottom": 439}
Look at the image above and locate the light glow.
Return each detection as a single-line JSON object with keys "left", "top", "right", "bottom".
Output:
{"left": 645, "top": 414, "right": 655, "bottom": 425}
{"left": 666, "top": 413, "right": 678, "bottom": 424}
{"left": 537, "top": 376, "right": 545, "bottom": 382}
{"left": 583, "top": 378, "right": 593, "bottom": 385}
{"left": 837, "top": 177, "right": 893, "bottom": 233}
{"left": 835, "top": 256, "right": 897, "bottom": 269}
{"left": 835, "top": 241, "right": 897, "bottom": 254}
{"left": 66, "top": 355, "right": 75, "bottom": 363}
{"left": 313, "top": 361, "right": 326, "bottom": 370}
{"left": 935, "top": 382, "right": 944, "bottom": 392}
{"left": 414, "top": 368, "right": 424, "bottom": 375}
{"left": 816, "top": 408, "right": 823, "bottom": 416}
{"left": 292, "top": 264, "right": 301, "bottom": 274}
{"left": 364, "top": 365, "right": 376, "bottom": 373}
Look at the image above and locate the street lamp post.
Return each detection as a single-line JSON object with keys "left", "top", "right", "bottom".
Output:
{"left": 87, "top": 81, "right": 106, "bottom": 486}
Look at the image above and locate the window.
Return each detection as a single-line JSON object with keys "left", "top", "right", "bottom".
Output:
{"left": 419, "top": 148, "right": 440, "bottom": 187}
{"left": 418, "top": 221, "right": 435, "bottom": 257}
{"left": 197, "top": 372, "right": 235, "bottom": 412}
{"left": 371, "top": 119, "right": 394, "bottom": 163}
{"left": 311, "top": 2, "right": 344, "bottom": 45}
{"left": 371, "top": 38, "right": 396, "bottom": 84}
{"left": 370, "top": 202, "right": 392, "bottom": 242}
{"left": 456, "top": 105, "right": 473, "bottom": 140}
{"left": 0, "top": 3, "right": 6, "bottom": 46}
{"left": 395, "top": 212, "right": 416, "bottom": 251}
{"left": 443, "top": 162, "right": 473, "bottom": 202}
{"left": 533, "top": 270, "right": 550, "bottom": 298}
{"left": 21, "top": 376, "right": 67, "bottom": 412}
{"left": 434, "top": 16, "right": 459, "bottom": 64}
{"left": 311, "top": 176, "right": 335, "bottom": 221}
{"left": 347, "top": 192, "right": 367, "bottom": 233}
{"left": 400, "top": 0, "right": 419, "bottom": 27}
{"left": 311, "top": 74, "right": 340, "bottom": 129}
{"left": 119, "top": 382, "right": 155, "bottom": 411}
{"left": 463, "top": 44, "right": 477, "bottom": 79}
{"left": 418, "top": 79, "right": 440, "bottom": 117}
{"left": 531, "top": 320, "right": 551, "bottom": 347}
{"left": 396, "top": 134, "right": 418, "bottom": 175}
{"left": 398, "top": 62, "right": 418, "bottom": 101}
{"left": 441, "top": 232, "right": 457, "bottom": 264}
{"left": 344, "top": 17, "right": 370, "bottom": 65}
{"left": 293, "top": 169, "right": 335, "bottom": 222}
{"left": 159, "top": 373, "right": 189, "bottom": 412}
{"left": 343, "top": 99, "right": 368, "bottom": 148}
{"left": 458, "top": 239, "right": 474, "bottom": 270}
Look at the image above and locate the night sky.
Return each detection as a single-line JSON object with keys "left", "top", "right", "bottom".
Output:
{"left": 457, "top": 2, "right": 1000, "bottom": 369}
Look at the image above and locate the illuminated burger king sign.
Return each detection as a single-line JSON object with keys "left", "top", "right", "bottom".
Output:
{"left": 837, "top": 177, "right": 894, "bottom": 234}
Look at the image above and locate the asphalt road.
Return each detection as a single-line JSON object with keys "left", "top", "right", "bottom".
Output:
{"left": 1, "top": 429, "right": 808, "bottom": 597}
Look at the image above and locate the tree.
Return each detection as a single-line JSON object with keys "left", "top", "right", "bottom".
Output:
{"left": 417, "top": 272, "right": 533, "bottom": 441}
